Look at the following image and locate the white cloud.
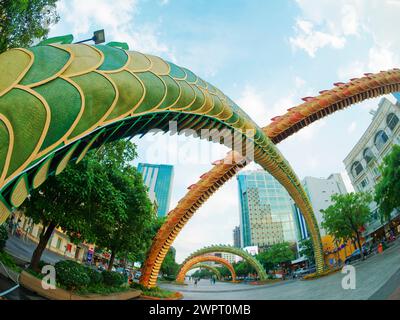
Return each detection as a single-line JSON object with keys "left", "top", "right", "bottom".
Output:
{"left": 291, "top": 0, "right": 400, "bottom": 68}
{"left": 236, "top": 85, "right": 268, "bottom": 127}
{"left": 235, "top": 76, "right": 314, "bottom": 128}
{"left": 367, "top": 46, "right": 399, "bottom": 72}
{"left": 51, "top": 0, "right": 172, "bottom": 58}
{"left": 289, "top": 19, "right": 346, "bottom": 58}
{"left": 337, "top": 60, "right": 365, "bottom": 81}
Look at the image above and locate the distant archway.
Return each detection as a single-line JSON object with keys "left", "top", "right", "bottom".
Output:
{"left": 176, "top": 255, "right": 236, "bottom": 283}
{"left": 188, "top": 263, "right": 222, "bottom": 280}
{"left": 180, "top": 245, "right": 267, "bottom": 281}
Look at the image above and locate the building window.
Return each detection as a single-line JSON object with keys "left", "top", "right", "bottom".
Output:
{"left": 56, "top": 238, "right": 62, "bottom": 250}
{"left": 387, "top": 113, "right": 399, "bottom": 132}
{"left": 351, "top": 161, "right": 364, "bottom": 178}
{"left": 360, "top": 178, "right": 369, "bottom": 189}
{"left": 372, "top": 167, "right": 380, "bottom": 177}
{"left": 374, "top": 130, "right": 389, "bottom": 151}
{"left": 363, "top": 148, "right": 374, "bottom": 164}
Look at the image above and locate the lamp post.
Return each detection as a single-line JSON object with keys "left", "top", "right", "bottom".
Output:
{"left": 75, "top": 29, "right": 105, "bottom": 44}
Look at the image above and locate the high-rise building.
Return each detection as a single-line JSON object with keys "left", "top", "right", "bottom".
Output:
{"left": 343, "top": 97, "right": 400, "bottom": 239}
{"left": 392, "top": 92, "right": 400, "bottom": 103}
{"left": 237, "top": 170, "right": 299, "bottom": 249}
{"left": 211, "top": 252, "right": 238, "bottom": 265}
{"left": 293, "top": 204, "right": 309, "bottom": 241}
{"left": 233, "top": 226, "right": 241, "bottom": 248}
{"left": 302, "top": 174, "right": 348, "bottom": 236}
{"left": 137, "top": 163, "right": 174, "bottom": 217}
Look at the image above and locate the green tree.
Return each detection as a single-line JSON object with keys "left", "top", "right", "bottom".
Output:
{"left": 191, "top": 268, "right": 213, "bottom": 279}
{"left": 298, "top": 238, "right": 315, "bottom": 265}
{"left": 23, "top": 157, "right": 108, "bottom": 271}
{"left": 160, "top": 247, "right": 179, "bottom": 278}
{"left": 256, "top": 251, "right": 274, "bottom": 272}
{"left": 257, "top": 242, "right": 295, "bottom": 271}
{"left": 126, "top": 217, "right": 165, "bottom": 266}
{"left": 321, "top": 193, "right": 372, "bottom": 260}
{"left": 89, "top": 140, "right": 154, "bottom": 271}
{"left": 0, "top": 0, "right": 60, "bottom": 53}
{"left": 233, "top": 261, "right": 255, "bottom": 277}
{"left": 375, "top": 145, "right": 400, "bottom": 222}
{"left": 23, "top": 139, "right": 154, "bottom": 272}
{"left": 217, "top": 266, "right": 231, "bottom": 279}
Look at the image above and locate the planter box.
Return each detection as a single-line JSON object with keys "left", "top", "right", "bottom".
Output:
{"left": 141, "top": 292, "right": 183, "bottom": 300}
{"left": 0, "top": 264, "right": 20, "bottom": 283}
{"left": 20, "top": 271, "right": 141, "bottom": 300}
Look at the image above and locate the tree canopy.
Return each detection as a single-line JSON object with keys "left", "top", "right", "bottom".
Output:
{"left": 233, "top": 260, "right": 256, "bottom": 277}
{"left": 23, "top": 139, "right": 155, "bottom": 271}
{"left": 217, "top": 265, "right": 232, "bottom": 278}
{"left": 23, "top": 156, "right": 105, "bottom": 270}
{"left": 374, "top": 145, "right": 400, "bottom": 222}
{"left": 191, "top": 268, "right": 213, "bottom": 279}
{"left": 160, "top": 247, "right": 179, "bottom": 278}
{"left": 90, "top": 164, "right": 155, "bottom": 270}
{"left": 321, "top": 192, "right": 372, "bottom": 260}
{"left": 257, "top": 242, "right": 295, "bottom": 271}
{"left": 298, "top": 238, "right": 315, "bottom": 265}
{"left": 0, "top": 0, "right": 60, "bottom": 53}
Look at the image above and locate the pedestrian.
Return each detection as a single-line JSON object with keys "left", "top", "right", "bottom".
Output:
{"left": 25, "top": 221, "right": 34, "bottom": 242}
{"left": 378, "top": 242, "right": 383, "bottom": 254}
{"left": 194, "top": 279, "right": 198, "bottom": 286}
{"left": 11, "top": 216, "right": 19, "bottom": 236}
{"left": 7, "top": 216, "right": 14, "bottom": 234}
{"left": 15, "top": 219, "right": 22, "bottom": 237}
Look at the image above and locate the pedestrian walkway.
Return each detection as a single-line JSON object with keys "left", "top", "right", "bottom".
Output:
{"left": 161, "top": 240, "right": 400, "bottom": 300}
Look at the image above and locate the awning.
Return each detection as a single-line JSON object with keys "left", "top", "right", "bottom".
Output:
{"left": 291, "top": 256, "right": 308, "bottom": 264}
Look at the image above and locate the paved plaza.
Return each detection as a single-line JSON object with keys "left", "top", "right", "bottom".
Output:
{"left": 161, "top": 240, "right": 400, "bottom": 300}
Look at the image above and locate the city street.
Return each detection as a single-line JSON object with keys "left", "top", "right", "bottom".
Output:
{"left": 5, "top": 235, "right": 68, "bottom": 266}
{"left": 0, "top": 236, "right": 67, "bottom": 300}
{"left": 161, "top": 240, "right": 400, "bottom": 300}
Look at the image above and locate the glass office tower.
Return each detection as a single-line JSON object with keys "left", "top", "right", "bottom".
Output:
{"left": 137, "top": 163, "right": 174, "bottom": 217}
{"left": 237, "top": 170, "right": 299, "bottom": 249}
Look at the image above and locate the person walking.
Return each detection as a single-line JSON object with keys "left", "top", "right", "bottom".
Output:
{"left": 11, "top": 216, "right": 19, "bottom": 236}
{"left": 7, "top": 217, "right": 13, "bottom": 235}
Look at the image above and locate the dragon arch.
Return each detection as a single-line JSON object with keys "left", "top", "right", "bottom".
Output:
{"left": 175, "top": 255, "right": 236, "bottom": 283}
{"left": 187, "top": 263, "right": 222, "bottom": 280}
{"left": 178, "top": 245, "right": 268, "bottom": 282}
{"left": 141, "top": 68, "right": 400, "bottom": 288}
{"left": 0, "top": 41, "right": 324, "bottom": 287}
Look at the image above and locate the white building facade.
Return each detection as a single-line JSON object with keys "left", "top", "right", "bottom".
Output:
{"left": 302, "top": 174, "right": 348, "bottom": 236}
{"left": 343, "top": 97, "right": 400, "bottom": 238}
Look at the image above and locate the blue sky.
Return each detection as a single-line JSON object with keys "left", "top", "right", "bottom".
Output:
{"left": 49, "top": 0, "right": 400, "bottom": 262}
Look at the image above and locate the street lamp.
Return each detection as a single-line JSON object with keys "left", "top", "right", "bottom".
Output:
{"left": 75, "top": 29, "right": 105, "bottom": 44}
